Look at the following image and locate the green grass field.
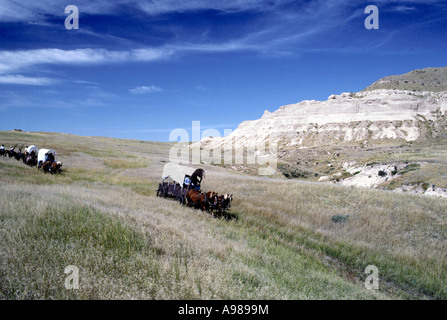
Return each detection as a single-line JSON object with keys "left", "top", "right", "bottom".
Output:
{"left": 0, "top": 131, "right": 446, "bottom": 299}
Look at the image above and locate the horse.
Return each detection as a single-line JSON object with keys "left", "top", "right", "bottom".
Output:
{"left": 0, "top": 149, "right": 5, "bottom": 157}
{"left": 40, "top": 161, "right": 51, "bottom": 173}
{"left": 217, "top": 194, "right": 233, "bottom": 213}
{"left": 186, "top": 189, "right": 209, "bottom": 211}
{"left": 41, "top": 161, "right": 62, "bottom": 174}
{"left": 51, "top": 161, "right": 63, "bottom": 174}
{"left": 14, "top": 152, "right": 23, "bottom": 161}
{"left": 25, "top": 155, "right": 37, "bottom": 167}
{"left": 205, "top": 191, "right": 219, "bottom": 215}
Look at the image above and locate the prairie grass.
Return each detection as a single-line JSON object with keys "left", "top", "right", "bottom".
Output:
{"left": 104, "top": 157, "right": 150, "bottom": 170}
{"left": 1, "top": 130, "right": 446, "bottom": 299}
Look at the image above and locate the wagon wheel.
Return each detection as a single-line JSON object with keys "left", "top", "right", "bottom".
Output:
{"left": 175, "top": 195, "right": 185, "bottom": 204}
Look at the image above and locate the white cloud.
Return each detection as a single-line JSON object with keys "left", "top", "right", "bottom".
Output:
{"left": 73, "top": 80, "right": 101, "bottom": 86}
{"left": 0, "top": 0, "right": 292, "bottom": 22}
{"left": 129, "top": 85, "right": 163, "bottom": 94}
{"left": 0, "top": 0, "right": 438, "bottom": 24}
{"left": 0, "top": 74, "right": 54, "bottom": 85}
{"left": 136, "top": 0, "right": 292, "bottom": 15}
{"left": 0, "top": 48, "right": 172, "bottom": 75}
{"left": 391, "top": 5, "right": 416, "bottom": 12}
{"left": 0, "top": 0, "right": 438, "bottom": 86}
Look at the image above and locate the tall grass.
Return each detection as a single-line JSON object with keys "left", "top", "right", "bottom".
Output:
{"left": 1, "top": 131, "right": 446, "bottom": 299}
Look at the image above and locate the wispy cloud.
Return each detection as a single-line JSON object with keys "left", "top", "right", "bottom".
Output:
{"left": 387, "top": 5, "right": 417, "bottom": 12}
{"left": 0, "top": 41, "right": 260, "bottom": 83}
{"left": 0, "top": 75, "right": 54, "bottom": 86}
{"left": 136, "top": 0, "right": 292, "bottom": 15}
{"left": 0, "top": 48, "right": 172, "bottom": 74}
{"left": 0, "top": 0, "right": 293, "bottom": 22}
{"left": 0, "top": 0, "right": 445, "bottom": 87}
{"left": 0, "top": 48, "right": 173, "bottom": 86}
{"left": 129, "top": 85, "right": 163, "bottom": 94}
{"left": 73, "top": 80, "right": 102, "bottom": 86}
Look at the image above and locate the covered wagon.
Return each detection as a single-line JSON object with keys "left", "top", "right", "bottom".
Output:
{"left": 24, "top": 145, "right": 39, "bottom": 166}
{"left": 156, "top": 163, "right": 205, "bottom": 204}
{"left": 38, "top": 148, "right": 56, "bottom": 163}
{"left": 26, "top": 145, "right": 39, "bottom": 155}
{"left": 37, "top": 148, "right": 57, "bottom": 169}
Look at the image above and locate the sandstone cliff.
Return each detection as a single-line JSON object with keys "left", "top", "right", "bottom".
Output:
{"left": 199, "top": 68, "right": 447, "bottom": 150}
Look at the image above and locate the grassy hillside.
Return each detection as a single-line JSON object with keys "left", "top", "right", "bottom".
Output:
{"left": 1, "top": 131, "right": 446, "bottom": 299}
{"left": 364, "top": 67, "right": 447, "bottom": 92}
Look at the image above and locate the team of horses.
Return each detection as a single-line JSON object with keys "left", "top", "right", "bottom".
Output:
{"left": 0, "top": 146, "right": 62, "bottom": 174}
{"left": 157, "top": 166, "right": 234, "bottom": 218}
{"left": 186, "top": 189, "right": 233, "bottom": 217}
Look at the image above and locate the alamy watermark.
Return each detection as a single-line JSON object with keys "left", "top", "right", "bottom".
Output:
{"left": 364, "top": 265, "right": 379, "bottom": 290}
{"left": 64, "top": 265, "right": 80, "bottom": 290}
{"left": 365, "top": 5, "right": 379, "bottom": 30}
{"left": 64, "top": 5, "right": 379, "bottom": 30}
{"left": 65, "top": 5, "right": 79, "bottom": 30}
{"left": 168, "top": 121, "right": 277, "bottom": 176}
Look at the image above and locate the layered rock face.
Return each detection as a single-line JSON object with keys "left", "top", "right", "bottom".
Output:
{"left": 202, "top": 90, "right": 447, "bottom": 148}
{"left": 200, "top": 88, "right": 447, "bottom": 149}
{"left": 196, "top": 67, "right": 447, "bottom": 197}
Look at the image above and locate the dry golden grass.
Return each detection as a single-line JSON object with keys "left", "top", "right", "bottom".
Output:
{"left": 103, "top": 157, "right": 150, "bottom": 170}
{"left": 1, "top": 130, "right": 446, "bottom": 299}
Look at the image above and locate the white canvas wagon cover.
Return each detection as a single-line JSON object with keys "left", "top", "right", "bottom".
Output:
{"left": 162, "top": 163, "right": 195, "bottom": 185}
{"left": 38, "top": 148, "right": 56, "bottom": 163}
{"left": 27, "top": 145, "right": 38, "bottom": 154}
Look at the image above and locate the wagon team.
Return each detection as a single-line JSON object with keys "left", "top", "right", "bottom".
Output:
{"left": 0, "top": 143, "right": 62, "bottom": 174}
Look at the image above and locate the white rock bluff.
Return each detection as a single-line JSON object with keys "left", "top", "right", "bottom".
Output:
{"left": 199, "top": 89, "right": 447, "bottom": 149}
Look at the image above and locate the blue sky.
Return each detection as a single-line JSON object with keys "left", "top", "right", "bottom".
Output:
{"left": 0, "top": 0, "right": 447, "bottom": 141}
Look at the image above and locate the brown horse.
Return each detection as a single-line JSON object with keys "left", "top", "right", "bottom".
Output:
{"left": 205, "top": 191, "right": 219, "bottom": 215}
{"left": 217, "top": 194, "right": 233, "bottom": 213}
{"left": 41, "top": 161, "right": 62, "bottom": 174}
{"left": 51, "top": 161, "right": 63, "bottom": 174}
{"left": 186, "top": 189, "right": 209, "bottom": 211}
{"left": 40, "top": 161, "right": 52, "bottom": 173}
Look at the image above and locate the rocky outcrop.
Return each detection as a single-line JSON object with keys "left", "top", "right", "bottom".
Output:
{"left": 199, "top": 89, "right": 447, "bottom": 150}
{"left": 395, "top": 184, "right": 447, "bottom": 199}
{"left": 195, "top": 67, "right": 447, "bottom": 195}
{"left": 319, "top": 161, "right": 408, "bottom": 188}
